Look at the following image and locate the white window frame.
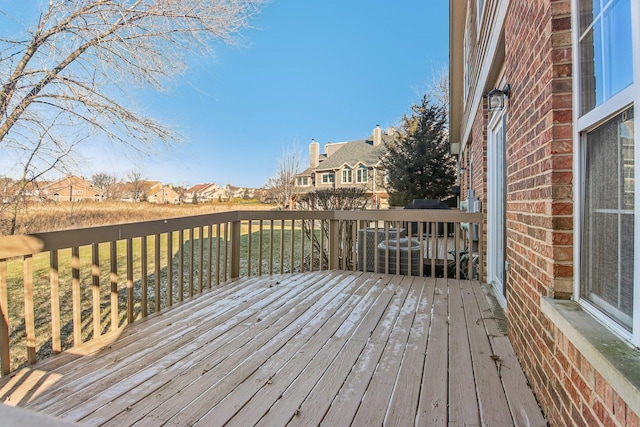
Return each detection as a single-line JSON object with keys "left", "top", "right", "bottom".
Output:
{"left": 476, "top": 0, "right": 485, "bottom": 37}
{"left": 356, "top": 166, "right": 368, "bottom": 184}
{"left": 463, "top": 0, "right": 471, "bottom": 105}
{"left": 342, "top": 168, "right": 352, "bottom": 184}
{"left": 321, "top": 173, "right": 334, "bottom": 185}
{"left": 573, "top": 0, "right": 640, "bottom": 345}
{"left": 487, "top": 109, "right": 507, "bottom": 308}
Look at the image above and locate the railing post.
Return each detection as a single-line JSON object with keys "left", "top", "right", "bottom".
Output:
{"left": 0, "top": 259, "right": 10, "bottom": 375}
{"left": 231, "top": 220, "right": 241, "bottom": 279}
{"left": 329, "top": 218, "right": 339, "bottom": 270}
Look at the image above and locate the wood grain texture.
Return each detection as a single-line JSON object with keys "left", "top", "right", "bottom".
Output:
{"left": 0, "top": 271, "right": 544, "bottom": 426}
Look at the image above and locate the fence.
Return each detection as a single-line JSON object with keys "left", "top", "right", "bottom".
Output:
{"left": 0, "top": 209, "right": 482, "bottom": 375}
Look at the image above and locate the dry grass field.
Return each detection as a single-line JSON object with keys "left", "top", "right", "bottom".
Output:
{"left": 1, "top": 200, "right": 275, "bottom": 236}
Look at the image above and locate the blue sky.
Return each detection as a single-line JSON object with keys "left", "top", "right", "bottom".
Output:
{"left": 3, "top": 1, "right": 449, "bottom": 188}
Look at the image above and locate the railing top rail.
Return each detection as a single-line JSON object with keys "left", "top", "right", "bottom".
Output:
{"left": 0, "top": 209, "right": 483, "bottom": 259}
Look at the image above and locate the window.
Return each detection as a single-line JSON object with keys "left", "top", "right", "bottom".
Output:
{"left": 321, "top": 173, "right": 334, "bottom": 184}
{"left": 581, "top": 107, "right": 634, "bottom": 330}
{"left": 476, "top": 0, "right": 485, "bottom": 35}
{"left": 464, "top": 1, "right": 471, "bottom": 104}
{"left": 579, "top": 0, "right": 634, "bottom": 114}
{"left": 342, "top": 167, "right": 352, "bottom": 184}
{"left": 296, "top": 177, "right": 308, "bottom": 186}
{"left": 356, "top": 167, "right": 368, "bottom": 183}
{"left": 577, "top": 0, "right": 638, "bottom": 343}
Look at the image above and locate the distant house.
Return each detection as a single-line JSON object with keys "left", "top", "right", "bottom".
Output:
{"left": 41, "top": 175, "right": 104, "bottom": 202}
{"left": 147, "top": 183, "right": 181, "bottom": 204}
{"left": 185, "top": 183, "right": 221, "bottom": 203}
{"left": 294, "top": 125, "right": 394, "bottom": 209}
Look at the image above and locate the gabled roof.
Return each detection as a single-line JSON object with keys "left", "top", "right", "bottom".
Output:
{"left": 313, "top": 137, "right": 389, "bottom": 171}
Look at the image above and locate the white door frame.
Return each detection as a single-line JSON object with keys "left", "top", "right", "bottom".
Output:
{"left": 487, "top": 110, "right": 507, "bottom": 308}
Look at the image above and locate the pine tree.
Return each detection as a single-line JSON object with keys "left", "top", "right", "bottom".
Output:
{"left": 382, "top": 95, "right": 456, "bottom": 206}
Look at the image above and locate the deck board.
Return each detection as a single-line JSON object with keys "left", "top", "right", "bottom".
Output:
{"left": 0, "top": 271, "right": 545, "bottom": 426}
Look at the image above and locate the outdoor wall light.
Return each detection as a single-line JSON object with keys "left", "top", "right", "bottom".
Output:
{"left": 487, "top": 83, "right": 511, "bottom": 111}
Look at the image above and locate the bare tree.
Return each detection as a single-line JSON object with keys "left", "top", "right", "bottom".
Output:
{"left": 265, "top": 145, "right": 302, "bottom": 209}
{"left": 0, "top": 1, "right": 263, "bottom": 183}
{"left": 0, "top": 120, "right": 75, "bottom": 234}
{"left": 126, "top": 171, "right": 144, "bottom": 202}
{"left": 91, "top": 172, "right": 119, "bottom": 200}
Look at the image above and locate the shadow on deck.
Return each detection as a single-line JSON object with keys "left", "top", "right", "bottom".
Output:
{"left": 0, "top": 271, "right": 545, "bottom": 426}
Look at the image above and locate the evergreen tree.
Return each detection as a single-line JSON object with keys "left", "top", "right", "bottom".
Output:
{"left": 382, "top": 95, "right": 456, "bottom": 206}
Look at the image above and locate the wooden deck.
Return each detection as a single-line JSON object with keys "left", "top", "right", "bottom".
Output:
{"left": 0, "top": 271, "right": 545, "bottom": 426}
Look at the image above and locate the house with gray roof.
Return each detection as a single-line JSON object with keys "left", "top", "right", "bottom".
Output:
{"left": 294, "top": 125, "right": 394, "bottom": 208}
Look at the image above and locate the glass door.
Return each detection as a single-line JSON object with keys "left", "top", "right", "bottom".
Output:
{"left": 488, "top": 112, "right": 507, "bottom": 306}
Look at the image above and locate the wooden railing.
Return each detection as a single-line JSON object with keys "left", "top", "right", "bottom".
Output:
{"left": 0, "top": 209, "right": 482, "bottom": 375}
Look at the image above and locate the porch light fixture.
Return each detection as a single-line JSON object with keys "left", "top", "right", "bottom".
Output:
{"left": 487, "top": 83, "right": 511, "bottom": 111}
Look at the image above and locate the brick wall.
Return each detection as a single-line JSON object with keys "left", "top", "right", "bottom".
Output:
{"left": 458, "top": 0, "right": 639, "bottom": 425}
{"left": 501, "top": 0, "right": 640, "bottom": 425}
{"left": 500, "top": 0, "right": 577, "bottom": 424}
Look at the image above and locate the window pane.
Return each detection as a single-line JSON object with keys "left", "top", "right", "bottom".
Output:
{"left": 579, "top": 0, "right": 633, "bottom": 114}
{"left": 581, "top": 107, "right": 635, "bottom": 330}
{"left": 580, "top": 0, "right": 600, "bottom": 35}
{"left": 603, "top": 0, "right": 633, "bottom": 99}
{"left": 580, "top": 28, "right": 597, "bottom": 113}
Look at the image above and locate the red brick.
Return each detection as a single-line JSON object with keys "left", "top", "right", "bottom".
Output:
{"left": 613, "top": 394, "right": 627, "bottom": 426}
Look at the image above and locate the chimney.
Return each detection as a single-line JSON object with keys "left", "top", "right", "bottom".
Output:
{"left": 387, "top": 126, "right": 396, "bottom": 136}
{"left": 310, "top": 139, "right": 320, "bottom": 168}
{"left": 373, "top": 124, "right": 382, "bottom": 146}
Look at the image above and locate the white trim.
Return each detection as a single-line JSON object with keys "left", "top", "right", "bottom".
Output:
{"left": 577, "top": 85, "right": 635, "bottom": 132}
{"left": 631, "top": 0, "right": 640, "bottom": 346}
{"left": 476, "top": 0, "right": 486, "bottom": 39}
{"left": 460, "top": 0, "right": 510, "bottom": 153}
{"left": 487, "top": 109, "right": 506, "bottom": 308}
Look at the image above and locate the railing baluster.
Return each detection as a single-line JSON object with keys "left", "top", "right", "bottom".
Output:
{"left": 198, "top": 226, "right": 204, "bottom": 292}
{"left": 419, "top": 222, "right": 425, "bottom": 277}
{"left": 443, "top": 224, "right": 449, "bottom": 279}
{"left": 207, "top": 225, "right": 213, "bottom": 289}
{"left": 71, "top": 247, "right": 81, "bottom": 346}
{"left": 280, "top": 220, "right": 284, "bottom": 274}
{"left": 299, "top": 219, "right": 304, "bottom": 272}
{"left": 167, "top": 232, "right": 173, "bottom": 305}
{"left": 189, "top": 228, "right": 194, "bottom": 297}
{"left": 269, "top": 220, "right": 274, "bottom": 275}
{"left": 407, "top": 222, "right": 413, "bottom": 276}
{"left": 258, "top": 220, "right": 264, "bottom": 276}
{"left": 373, "top": 221, "right": 380, "bottom": 273}
{"left": 215, "top": 223, "right": 221, "bottom": 286}
{"left": 141, "top": 237, "right": 148, "bottom": 317}
{"left": 92, "top": 243, "right": 101, "bottom": 339}
{"left": 454, "top": 225, "right": 461, "bottom": 279}
{"left": 50, "top": 251, "right": 61, "bottom": 353}
{"left": 290, "top": 219, "right": 295, "bottom": 273}
{"left": 155, "top": 234, "right": 161, "bottom": 312}
{"left": 23, "top": 255, "right": 36, "bottom": 365}
{"left": 110, "top": 241, "right": 118, "bottom": 330}
{"left": 247, "top": 221, "right": 252, "bottom": 277}
{"left": 309, "top": 219, "right": 316, "bottom": 271}
{"left": 0, "top": 258, "right": 9, "bottom": 375}
{"left": 178, "top": 230, "right": 184, "bottom": 302}
{"left": 320, "top": 220, "right": 326, "bottom": 271}
{"left": 223, "top": 223, "right": 229, "bottom": 281}
{"left": 126, "top": 238, "right": 134, "bottom": 323}
{"left": 384, "top": 224, "right": 389, "bottom": 274}
{"left": 329, "top": 218, "right": 339, "bottom": 270}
